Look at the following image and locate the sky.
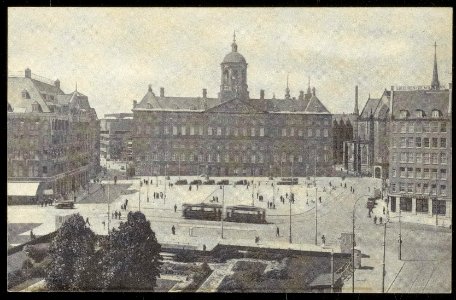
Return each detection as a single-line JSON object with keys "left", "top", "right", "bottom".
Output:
{"left": 8, "top": 7, "right": 453, "bottom": 117}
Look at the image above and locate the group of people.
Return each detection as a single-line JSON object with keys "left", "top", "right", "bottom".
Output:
{"left": 120, "top": 199, "right": 129, "bottom": 210}
{"left": 112, "top": 210, "right": 122, "bottom": 219}
{"left": 39, "top": 199, "right": 53, "bottom": 207}
{"left": 153, "top": 192, "right": 164, "bottom": 199}
{"left": 210, "top": 196, "right": 220, "bottom": 203}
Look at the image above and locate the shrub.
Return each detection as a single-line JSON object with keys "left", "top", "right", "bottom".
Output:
{"left": 24, "top": 244, "right": 48, "bottom": 263}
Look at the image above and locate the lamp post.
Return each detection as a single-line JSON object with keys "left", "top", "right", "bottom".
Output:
{"left": 352, "top": 193, "right": 371, "bottom": 293}
{"left": 221, "top": 185, "right": 225, "bottom": 239}
{"left": 398, "top": 207, "right": 402, "bottom": 260}
{"left": 382, "top": 222, "right": 387, "bottom": 293}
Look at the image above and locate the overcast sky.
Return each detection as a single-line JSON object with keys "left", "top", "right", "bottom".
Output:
{"left": 8, "top": 7, "right": 452, "bottom": 116}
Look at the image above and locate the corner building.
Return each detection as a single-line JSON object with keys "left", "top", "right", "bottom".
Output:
{"left": 132, "top": 38, "right": 333, "bottom": 177}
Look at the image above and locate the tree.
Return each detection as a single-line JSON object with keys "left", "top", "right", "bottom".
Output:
{"left": 45, "top": 213, "right": 97, "bottom": 290}
{"left": 101, "top": 211, "right": 162, "bottom": 291}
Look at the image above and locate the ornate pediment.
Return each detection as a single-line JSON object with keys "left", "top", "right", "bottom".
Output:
{"left": 206, "top": 98, "right": 265, "bottom": 114}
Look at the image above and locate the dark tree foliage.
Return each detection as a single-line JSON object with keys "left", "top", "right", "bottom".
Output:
{"left": 101, "top": 211, "right": 162, "bottom": 291}
{"left": 45, "top": 213, "right": 97, "bottom": 290}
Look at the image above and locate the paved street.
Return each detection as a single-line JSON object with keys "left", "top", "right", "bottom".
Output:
{"left": 7, "top": 175, "right": 452, "bottom": 293}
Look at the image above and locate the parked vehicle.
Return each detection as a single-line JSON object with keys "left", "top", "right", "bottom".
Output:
{"left": 190, "top": 179, "right": 202, "bottom": 185}
{"left": 217, "top": 179, "right": 230, "bottom": 185}
{"left": 175, "top": 179, "right": 188, "bottom": 185}
{"left": 55, "top": 200, "right": 75, "bottom": 209}
{"left": 235, "top": 179, "right": 248, "bottom": 185}
{"left": 277, "top": 178, "right": 299, "bottom": 185}
{"left": 203, "top": 180, "right": 215, "bottom": 185}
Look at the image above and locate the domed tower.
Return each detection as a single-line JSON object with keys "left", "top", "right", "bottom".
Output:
{"left": 219, "top": 32, "right": 249, "bottom": 102}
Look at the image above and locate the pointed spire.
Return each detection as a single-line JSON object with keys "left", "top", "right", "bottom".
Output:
{"left": 285, "top": 73, "right": 290, "bottom": 99}
{"left": 231, "top": 31, "right": 238, "bottom": 52}
{"left": 354, "top": 85, "right": 359, "bottom": 116}
{"left": 431, "top": 41, "right": 440, "bottom": 90}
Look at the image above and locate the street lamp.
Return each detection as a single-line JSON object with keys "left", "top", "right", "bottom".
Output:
{"left": 221, "top": 185, "right": 225, "bottom": 239}
{"left": 352, "top": 193, "right": 371, "bottom": 293}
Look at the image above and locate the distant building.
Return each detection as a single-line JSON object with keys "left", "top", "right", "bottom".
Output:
{"left": 343, "top": 87, "right": 390, "bottom": 178}
{"left": 7, "top": 69, "right": 100, "bottom": 204}
{"left": 131, "top": 36, "right": 334, "bottom": 177}
{"left": 100, "top": 113, "right": 133, "bottom": 162}
{"left": 387, "top": 44, "right": 452, "bottom": 223}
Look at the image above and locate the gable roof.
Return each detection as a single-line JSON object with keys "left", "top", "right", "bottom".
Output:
{"left": 304, "top": 95, "right": 330, "bottom": 113}
{"left": 392, "top": 89, "right": 450, "bottom": 119}
{"left": 360, "top": 98, "right": 380, "bottom": 119}
{"left": 7, "top": 77, "right": 52, "bottom": 113}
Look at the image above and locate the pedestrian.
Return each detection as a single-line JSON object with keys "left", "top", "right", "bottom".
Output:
{"left": 257, "top": 192, "right": 259, "bottom": 199}
{"left": 273, "top": 203, "right": 276, "bottom": 209}
{"left": 160, "top": 192, "right": 163, "bottom": 199}
{"left": 286, "top": 193, "right": 288, "bottom": 199}
{"left": 102, "top": 221, "right": 105, "bottom": 229}
{"left": 321, "top": 235, "right": 326, "bottom": 246}
{"left": 86, "top": 217, "right": 91, "bottom": 226}
{"left": 379, "top": 217, "right": 383, "bottom": 224}
{"left": 203, "top": 244, "right": 206, "bottom": 251}
{"left": 383, "top": 207, "right": 385, "bottom": 215}
{"left": 172, "top": 225, "right": 176, "bottom": 235}
{"left": 353, "top": 188, "right": 355, "bottom": 194}
{"left": 276, "top": 226, "right": 280, "bottom": 237}
{"left": 189, "top": 185, "right": 192, "bottom": 191}
{"left": 126, "top": 199, "right": 128, "bottom": 205}
{"left": 118, "top": 211, "right": 121, "bottom": 219}
{"left": 374, "top": 216, "right": 377, "bottom": 224}
{"left": 344, "top": 183, "right": 347, "bottom": 188}
{"left": 319, "top": 196, "right": 321, "bottom": 203}
{"left": 174, "top": 204, "right": 177, "bottom": 212}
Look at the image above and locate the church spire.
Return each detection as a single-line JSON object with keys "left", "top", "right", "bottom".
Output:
{"left": 285, "top": 73, "right": 290, "bottom": 99}
{"left": 431, "top": 41, "right": 440, "bottom": 90}
{"left": 231, "top": 31, "right": 238, "bottom": 52}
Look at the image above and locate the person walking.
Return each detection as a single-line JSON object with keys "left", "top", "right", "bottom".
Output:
{"left": 172, "top": 225, "right": 176, "bottom": 235}
{"left": 102, "top": 221, "right": 105, "bottom": 229}
{"left": 383, "top": 207, "right": 385, "bottom": 214}
{"left": 276, "top": 226, "right": 280, "bottom": 237}
{"left": 321, "top": 235, "right": 326, "bottom": 246}
{"left": 379, "top": 216, "right": 383, "bottom": 224}
{"left": 319, "top": 196, "right": 321, "bottom": 203}
{"left": 118, "top": 211, "right": 121, "bottom": 219}
{"left": 174, "top": 204, "right": 177, "bottom": 213}
{"left": 86, "top": 217, "right": 91, "bottom": 226}
{"left": 374, "top": 216, "right": 377, "bottom": 224}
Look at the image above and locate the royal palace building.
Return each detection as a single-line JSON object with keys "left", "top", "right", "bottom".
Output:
{"left": 387, "top": 45, "right": 452, "bottom": 223}
{"left": 7, "top": 69, "right": 100, "bottom": 204}
{"left": 131, "top": 37, "right": 333, "bottom": 177}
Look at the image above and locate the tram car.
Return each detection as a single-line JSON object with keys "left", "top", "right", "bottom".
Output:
{"left": 224, "top": 205, "right": 267, "bottom": 224}
{"left": 182, "top": 203, "right": 223, "bottom": 221}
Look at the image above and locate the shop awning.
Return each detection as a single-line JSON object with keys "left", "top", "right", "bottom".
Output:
{"left": 7, "top": 182, "right": 40, "bottom": 197}
{"left": 43, "top": 189, "right": 53, "bottom": 195}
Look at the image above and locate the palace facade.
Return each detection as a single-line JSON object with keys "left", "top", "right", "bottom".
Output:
{"left": 131, "top": 37, "right": 334, "bottom": 177}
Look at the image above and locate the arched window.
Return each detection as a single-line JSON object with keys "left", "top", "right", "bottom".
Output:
{"left": 399, "top": 110, "right": 409, "bottom": 119}
{"left": 415, "top": 109, "right": 425, "bottom": 118}
{"left": 431, "top": 110, "right": 441, "bottom": 118}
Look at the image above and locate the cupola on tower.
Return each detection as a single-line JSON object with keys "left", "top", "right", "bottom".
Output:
{"left": 219, "top": 32, "right": 249, "bottom": 102}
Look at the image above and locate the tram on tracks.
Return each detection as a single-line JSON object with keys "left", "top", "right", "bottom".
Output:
{"left": 182, "top": 203, "right": 223, "bottom": 221}
{"left": 224, "top": 205, "right": 267, "bottom": 224}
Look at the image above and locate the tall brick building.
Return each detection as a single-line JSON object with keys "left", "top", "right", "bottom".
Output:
{"left": 7, "top": 69, "right": 100, "bottom": 204}
{"left": 387, "top": 45, "right": 452, "bottom": 224}
{"left": 131, "top": 36, "right": 333, "bottom": 177}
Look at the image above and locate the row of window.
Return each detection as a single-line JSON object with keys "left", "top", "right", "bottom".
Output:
{"left": 392, "top": 167, "right": 447, "bottom": 180}
{"left": 138, "top": 152, "right": 330, "bottom": 163}
{"left": 137, "top": 125, "right": 330, "bottom": 138}
{"left": 393, "top": 121, "right": 447, "bottom": 133}
{"left": 143, "top": 117, "right": 331, "bottom": 126}
{"left": 391, "top": 182, "right": 447, "bottom": 196}
{"left": 394, "top": 137, "right": 447, "bottom": 148}
{"left": 390, "top": 197, "right": 446, "bottom": 215}
{"left": 398, "top": 109, "right": 442, "bottom": 119}
{"left": 391, "top": 152, "right": 447, "bottom": 164}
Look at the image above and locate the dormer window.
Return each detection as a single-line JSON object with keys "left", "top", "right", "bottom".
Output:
{"left": 21, "top": 90, "right": 30, "bottom": 99}
{"left": 399, "top": 110, "right": 409, "bottom": 119}
{"left": 147, "top": 103, "right": 152, "bottom": 109}
{"left": 32, "top": 102, "right": 42, "bottom": 112}
{"left": 431, "top": 110, "right": 442, "bottom": 118}
{"left": 415, "top": 110, "right": 425, "bottom": 118}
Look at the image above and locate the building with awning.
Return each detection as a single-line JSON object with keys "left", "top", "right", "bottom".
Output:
{"left": 7, "top": 182, "right": 43, "bottom": 204}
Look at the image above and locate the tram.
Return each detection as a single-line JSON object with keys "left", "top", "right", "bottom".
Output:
{"left": 224, "top": 205, "right": 267, "bottom": 224}
{"left": 182, "top": 203, "right": 223, "bottom": 221}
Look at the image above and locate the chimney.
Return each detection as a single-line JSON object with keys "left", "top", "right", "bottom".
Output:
{"left": 312, "top": 87, "right": 316, "bottom": 96}
{"left": 260, "top": 89, "right": 265, "bottom": 99}
{"left": 25, "top": 68, "right": 31, "bottom": 78}
{"left": 54, "top": 79, "right": 60, "bottom": 89}
{"left": 160, "top": 87, "right": 164, "bottom": 98}
{"left": 133, "top": 100, "right": 137, "bottom": 108}
{"left": 299, "top": 90, "right": 304, "bottom": 100}
{"left": 203, "top": 88, "right": 207, "bottom": 98}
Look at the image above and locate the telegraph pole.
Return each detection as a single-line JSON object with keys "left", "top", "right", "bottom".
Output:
{"left": 314, "top": 150, "right": 318, "bottom": 246}
{"left": 398, "top": 208, "right": 402, "bottom": 260}
{"left": 221, "top": 185, "right": 225, "bottom": 239}
{"left": 382, "top": 222, "right": 387, "bottom": 293}
{"left": 107, "top": 183, "right": 110, "bottom": 234}
{"left": 331, "top": 249, "right": 335, "bottom": 293}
